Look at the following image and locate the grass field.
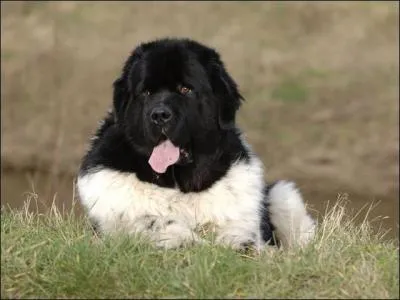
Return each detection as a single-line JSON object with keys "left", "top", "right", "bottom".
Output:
{"left": 1, "top": 196, "right": 398, "bottom": 299}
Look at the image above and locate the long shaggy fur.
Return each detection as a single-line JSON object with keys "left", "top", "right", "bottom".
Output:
{"left": 77, "top": 37, "right": 315, "bottom": 250}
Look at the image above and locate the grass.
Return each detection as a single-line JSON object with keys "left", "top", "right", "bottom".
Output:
{"left": 1, "top": 196, "right": 398, "bottom": 299}
{"left": 271, "top": 78, "right": 309, "bottom": 103}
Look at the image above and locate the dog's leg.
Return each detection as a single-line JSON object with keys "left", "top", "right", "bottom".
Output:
{"left": 131, "top": 214, "right": 203, "bottom": 249}
{"left": 215, "top": 223, "right": 263, "bottom": 252}
{"left": 78, "top": 170, "right": 203, "bottom": 249}
{"left": 267, "top": 180, "right": 316, "bottom": 249}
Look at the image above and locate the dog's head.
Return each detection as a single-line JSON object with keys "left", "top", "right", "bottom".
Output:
{"left": 113, "top": 38, "right": 244, "bottom": 173}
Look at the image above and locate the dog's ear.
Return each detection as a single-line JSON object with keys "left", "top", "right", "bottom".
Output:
{"left": 112, "top": 47, "right": 143, "bottom": 123}
{"left": 112, "top": 77, "right": 129, "bottom": 123}
{"left": 210, "top": 62, "right": 244, "bottom": 130}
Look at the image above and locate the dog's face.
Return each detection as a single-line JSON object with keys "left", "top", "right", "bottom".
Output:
{"left": 113, "top": 38, "right": 243, "bottom": 173}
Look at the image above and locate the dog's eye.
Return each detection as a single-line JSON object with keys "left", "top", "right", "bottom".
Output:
{"left": 178, "top": 86, "right": 191, "bottom": 95}
{"left": 143, "top": 90, "right": 151, "bottom": 96}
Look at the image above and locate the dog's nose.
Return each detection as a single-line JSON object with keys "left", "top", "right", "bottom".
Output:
{"left": 150, "top": 106, "right": 172, "bottom": 125}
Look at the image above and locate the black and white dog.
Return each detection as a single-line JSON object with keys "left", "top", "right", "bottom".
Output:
{"left": 77, "top": 38, "right": 315, "bottom": 250}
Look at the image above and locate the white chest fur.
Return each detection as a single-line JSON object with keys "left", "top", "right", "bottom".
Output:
{"left": 77, "top": 156, "right": 266, "bottom": 249}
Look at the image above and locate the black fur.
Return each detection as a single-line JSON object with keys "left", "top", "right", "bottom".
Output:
{"left": 79, "top": 37, "right": 274, "bottom": 241}
{"left": 260, "top": 183, "right": 278, "bottom": 246}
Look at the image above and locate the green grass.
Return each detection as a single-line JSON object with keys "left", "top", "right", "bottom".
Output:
{"left": 1, "top": 198, "right": 398, "bottom": 299}
{"left": 271, "top": 78, "right": 309, "bottom": 103}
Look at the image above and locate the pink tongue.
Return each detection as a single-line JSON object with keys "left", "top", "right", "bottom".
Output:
{"left": 148, "top": 139, "right": 180, "bottom": 174}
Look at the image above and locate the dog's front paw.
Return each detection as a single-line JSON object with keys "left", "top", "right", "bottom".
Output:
{"left": 216, "top": 227, "right": 261, "bottom": 251}
{"left": 155, "top": 218, "right": 203, "bottom": 249}
{"left": 134, "top": 215, "right": 201, "bottom": 249}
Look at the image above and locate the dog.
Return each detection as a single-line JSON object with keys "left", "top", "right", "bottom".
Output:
{"left": 77, "top": 37, "right": 316, "bottom": 250}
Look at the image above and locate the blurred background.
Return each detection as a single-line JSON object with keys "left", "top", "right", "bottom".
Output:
{"left": 1, "top": 1, "right": 399, "bottom": 239}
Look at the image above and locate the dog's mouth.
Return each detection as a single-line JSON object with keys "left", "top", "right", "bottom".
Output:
{"left": 148, "top": 134, "right": 192, "bottom": 174}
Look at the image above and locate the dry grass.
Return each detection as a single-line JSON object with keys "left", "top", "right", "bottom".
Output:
{"left": 1, "top": 194, "right": 398, "bottom": 299}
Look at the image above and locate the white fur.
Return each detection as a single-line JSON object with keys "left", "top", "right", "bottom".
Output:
{"left": 268, "top": 181, "right": 316, "bottom": 249}
{"left": 77, "top": 153, "right": 315, "bottom": 250}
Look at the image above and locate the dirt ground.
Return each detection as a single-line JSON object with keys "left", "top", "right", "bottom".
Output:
{"left": 1, "top": 2, "right": 399, "bottom": 235}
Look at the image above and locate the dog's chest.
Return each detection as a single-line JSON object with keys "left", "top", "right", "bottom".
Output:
{"left": 78, "top": 158, "right": 264, "bottom": 229}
